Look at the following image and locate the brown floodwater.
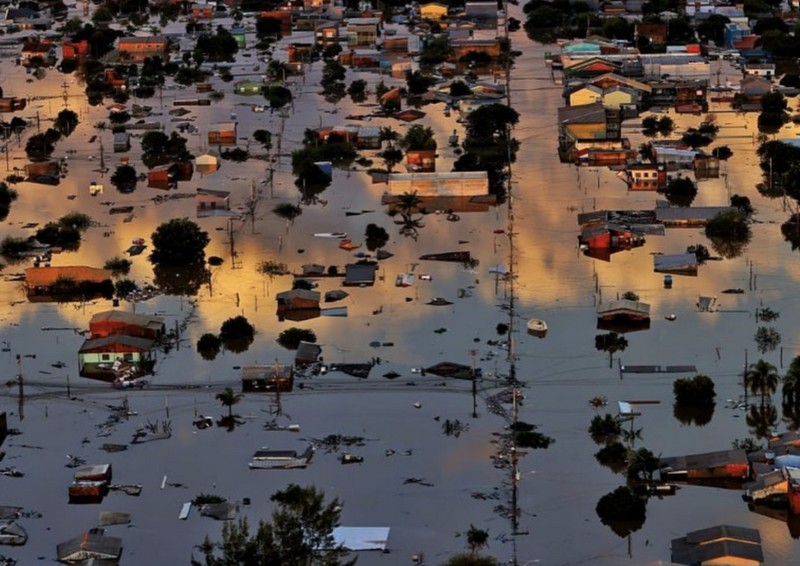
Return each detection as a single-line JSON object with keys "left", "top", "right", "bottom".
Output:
{"left": 2, "top": 6, "right": 800, "bottom": 565}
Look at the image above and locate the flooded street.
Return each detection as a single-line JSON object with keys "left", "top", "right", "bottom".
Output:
{"left": 3, "top": 5, "right": 800, "bottom": 564}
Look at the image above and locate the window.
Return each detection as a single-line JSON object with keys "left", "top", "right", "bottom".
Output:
{"left": 101, "top": 354, "right": 110, "bottom": 361}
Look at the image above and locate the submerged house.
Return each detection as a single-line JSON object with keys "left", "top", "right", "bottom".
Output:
{"left": 25, "top": 266, "right": 113, "bottom": 302}
{"left": 78, "top": 335, "right": 157, "bottom": 381}
{"left": 661, "top": 448, "right": 750, "bottom": 481}
{"left": 671, "top": 525, "right": 763, "bottom": 566}
{"left": 89, "top": 311, "right": 165, "bottom": 340}
{"left": 276, "top": 289, "right": 321, "bottom": 321}
{"left": 597, "top": 299, "right": 651, "bottom": 331}
{"left": 196, "top": 188, "right": 232, "bottom": 217}
{"left": 344, "top": 263, "right": 378, "bottom": 286}
{"left": 241, "top": 364, "right": 294, "bottom": 392}
{"left": 56, "top": 531, "right": 122, "bottom": 563}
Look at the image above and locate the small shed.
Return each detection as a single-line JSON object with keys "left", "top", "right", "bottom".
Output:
{"left": 241, "top": 365, "right": 294, "bottom": 392}
{"left": 234, "top": 80, "right": 263, "bottom": 96}
{"left": 356, "top": 126, "right": 382, "bottom": 149}
{"left": 113, "top": 132, "right": 130, "bottom": 153}
{"left": 196, "top": 188, "right": 231, "bottom": 217}
{"left": 597, "top": 299, "right": 651, "bottom": 331}
{"left": 56, "top": 531, "right": 123, "bottom": 563}
{"left": 208, "top": 122, "right": 237, "bottom": 145}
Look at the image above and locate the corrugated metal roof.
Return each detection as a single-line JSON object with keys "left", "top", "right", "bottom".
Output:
{"left": 90, "top": 311, "right": 164, "bottom": 328}
{"left": 79, "top": 336, "right": 155, "bottom": 353}
{"left": 25, "top": 266, "right": 111, "bottom": 288}
{"left": 57, "top": 532, "right": 123, "bottom": 561}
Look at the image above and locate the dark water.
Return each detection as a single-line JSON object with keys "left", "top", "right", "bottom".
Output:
{"left": 1, "top": 8, "right": 800, "bottom": 565}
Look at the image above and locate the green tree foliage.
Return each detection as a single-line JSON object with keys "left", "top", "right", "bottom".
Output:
{"left": 54, "top": 109, "right": 79, "bottom": 137}
{"left": 704, "top": 209, "right": 752, "bottom": 259}
{"left": 602, "top": 17, "right": 633, "bottom": 41}
{"left": 641, "top": 116, "right": 674, "bottom": 137}
{"left": 594, "top": 441, "right": 628, "bottom": 473}
{"left": 687, "top": 243, "right": 710, "bottom": 262}
{"left": 401, "top": 125, "right": 437, "bottom": 151}
{"left": 745, "top": 359, "right": 780, "bottom": 405}
{"left": 465, "top": 104, "right": 520, "bottom": 143}
{"left": 257, "top": 259, "right": 289, "bottom": 281}
{"left": 149, "top": 218, "right": 210, "bottom": 266}
{"left": 589, "top": 413, "right": 622, "bottom": 445}
{"left": 103, "top": 256, "right": 132, "bottom": 276}
{"left": 510, "top": 421, "right": 555, "bottom": 449}
{"left": 25, "top": 130, "right": 60, "bottom": 158}
{"left": 277, "top": 327, "right": 317, "bottom": 350}
{"left": 253, "top": 129, "right": 272, "bottom": 150}
{"left": 621, "top": 291, "right": 639, "bottom": 301}
{"left": 450, "top": 80, "right": 472, "bottom": 97}
{"left": 365, "top": 223, "right": 389, "bottom": 251}
{"left": 439, "top": 555, "right": 498, "bottom": 566}
{"left": 273, "top": 202, "right": 302, "bottom": 223}
{"left": 674, "top": 374, "right": 716, "bottom": 406}
{"left": 196, "top": 27, "right": 239, "bottom": 62}
{"left": 215, "top": 387, "right": 243, "bottom": 418}
{"left": 346, "top": 79, "right": 368, "bottom": 103}
{"left": 0, "top": 182, "right": 18, "bottom": 222}
{"left": 197, "top": 333, "right": 222, "bottom": 361}
{"left": 405, "top": 70, "right": 436, "bottom": 95}
{"left": 379, "top": 145, "right": 403, "bottom": 173}
{"left": 663, "top": 176, "right": 698, "bottom": 207}
{"left": 419, "top": 35, "right": 452, "bottom": 66}
{"left": 781, "top": 213, "right": 800, "bottom": 251}
{"left": 193, "top": 484, "right": 354, "bottom": 566}
{"left": 595, "top": 486, "right": 647, "bottom": 525}
{"left": 265, "top": 85, "right": 292, "bottom": 110}
{"left": 783, "top": 356, "right": 800, "bottom": 407}
{"left": 220, "top": 316, "right": 255, "bottom": 343}
{"left": 697, "top": 14, "right": 730, "bottom": 44}
{"left": 110, "top": 164, "right": 138, "bottom": 192}
{"left": 712, "top": 146, "right": 733, "bottom": 160}
{"left": 730, "top": 194, "right": 753, "bottom": 217}
{"left": 141, "top": 131, "right": 192, "bottom": 167}
{"left": 754, "top": 326, "right": 781, "bottom": 355}
{"left": 626, "top": 448, "right": 663, "bottom": 481}
{"left": 595, "top": 332, "right": 628, "bottom": 368}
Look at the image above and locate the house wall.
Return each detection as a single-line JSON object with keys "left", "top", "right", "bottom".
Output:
{"left": 564, "top": 122, "right": 607, "bottom": 140}
{"left": 388, "top": 175, "right": 489, "bottom": 196}
{"left": 603, "top": 90, "right": 634, "bottom": 109}
{"left": 208, "top": 131, "right": 236, "bottom": 144}
{"left": 80, "top": 351, "right": 143, "bottom": 364}
{"left": 90, "top": 321, "right": 162, "bottom": 339}
{"left": 570, "top": 89, "right": 602, "bottom": 106}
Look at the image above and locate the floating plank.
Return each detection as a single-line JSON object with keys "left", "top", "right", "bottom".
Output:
{"left": 179, "top": 502, "right": 192, "bottom": 520}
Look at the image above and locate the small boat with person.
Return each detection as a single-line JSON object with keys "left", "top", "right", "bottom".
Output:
{"left": 527, "top": 318, "right": 548, "bottom": 338}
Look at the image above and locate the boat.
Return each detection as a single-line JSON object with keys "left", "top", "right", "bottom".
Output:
{"left": 314, "top": 232, "right": 347, "bottom": 239}
{"left": 419, "top": 251, "right": 471, "bottom": 262}
{"left": 427, "top": 297, "right": 453, "bottom": 306}
{"left": 339, "top": 239, "right": 361, "bottom": 251}
{"left": 527, "top": 318, "right": 548, "bottom": 337}
{"left": 665, "top": 314, "right": 677, "bottom": 321}
{"left": 248, "top": 445, "right": 315, "bottom": 470}
{"left": 0, "top": 520, "right": 27, "bottom": 546}
{"left": 341, "top": 453, "right": 364, "bottom": 465}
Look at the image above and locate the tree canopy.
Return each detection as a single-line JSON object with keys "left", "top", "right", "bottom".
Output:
{"left": 149, "top": 218, "right": 210, "bottom": 266}
{"left": 194, "top": 484, "right": 354, "bottom": 566}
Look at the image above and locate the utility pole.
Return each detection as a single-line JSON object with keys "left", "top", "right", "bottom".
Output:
{"left": 16, "top": 354, "right": 24, "bottom": 421}
{"left": 470, "top": 349, "right": 478, "bottom": 418}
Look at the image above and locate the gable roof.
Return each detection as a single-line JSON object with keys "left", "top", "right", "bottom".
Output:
{"left": 89, "top": 311, "right": 164, "bottom": 329}
{"left": 79, "top": 335, "right": 155, "bottom": 353}
{"left": 558, "top": 103, "right": 607, "bottom": 124}
{"left": 589, "top": 72, "right": 652, "bottom": 93}
{"left": 25, "top": 266, "right": 111, "bottom": 288}
{"left": 56, "top": 532, "right": 123, "bottom": 562}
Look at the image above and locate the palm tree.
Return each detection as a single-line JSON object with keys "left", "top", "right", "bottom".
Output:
{"left": 747, "top": 404, "right": 778, "bottom": 440}
{"left": 395, "top": 190, "right": 422, "bottom": 216}
{"left": 745, "top": 359, "right": 779, "bottom": 406}
{"left": 595, "top": 332, "right": 628, "bottom": 368}
{"left": 783, "top": 356, "right": 800, "bottom": 406}
{"left": 216, "top": 387, "right": 243, "bottom": 418}
{"left": 466, "top": 525, "right": 489, "bottom": 558}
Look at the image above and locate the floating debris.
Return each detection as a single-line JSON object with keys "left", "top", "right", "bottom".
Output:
{"left": 403, "top": 478, "right": 433, "bottom": 487}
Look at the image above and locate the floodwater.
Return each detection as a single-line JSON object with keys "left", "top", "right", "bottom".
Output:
{"left": 2, "top": 5, "right": 800, "bottom": 565}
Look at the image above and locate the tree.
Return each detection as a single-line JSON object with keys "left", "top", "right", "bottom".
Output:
{"left": 277, "top": 327, "right": 317, "bottom": 350}
{"left": 466, "top": 525, "right": 489, "bottom": 558}
{"left": 346, "top": 79, "right": 368, "bottom": 104}
{"left": 745, "top": 359, "right": 780, "bottom": 406}
{"left": 595, "top": 332, "right": 628, "bottom": 368}
{"left": 621, "top": 291, "right": 639, "bottom": 301}
{"left": 25, "top": 132, "right": 57, "bottom": 158}
{"left": 589, "top": 413, "right": 622, "bottom": 445}
{"left": 713, "top": 145, "right": 733, "bottom": 160}
{"left": 111, "top": 164, "right": 138, "bottom": 192}
{"left": 193, "top": 484, "right": 354, "bottom": 566}
{"left": 627, "top": 448, "right": 663, "bottom": 482}
{"left": 253, "top": 129, "right": 272, "bottom": 150}
{"left": 149, "top": 218, "right": 210, "bottom": 266}
{"left": 754, "top": 326, "right": 781, "bottom": 355}
{"left": 0, "top": 182, "right": 18, "bottom": 222}
{"left": 595, "top": 486, "right": 646, "bottom": 530}
{"left": 54, "top": 109, "right": 79, "bottom": 137}
{"left": 104, "top": 256, "right": 132, "bottom": 276}
{"left": 197, "top": 333, "right": 222, "bottom": 361}
{"left": 704, "top": 209, "right": 752, "bottom": 259}
{"left": 274, "top": 202, "right": 302, "bottom": 223}
{"left": 365, "top": 223, "right": 389, "bottom": 251}
{"left": 784, "top": 356, "right": 800, "bottom": 407}
{"left": 379, "top": 145, "right": 403, "bottom": 173}
{"left": 220, "top": 315, "right": 255, "bottom": 343}
{"left": 405, "top": 70, "right": 435, "bottom": 95}
{"left": 215, "top": 387, "right": 243, "bottom": 418}
{"left": 673, "top": 374, "right": 716, "bottom": 406}
{"left": 265, "top": 85, "right": 292, "bottom": 111}
{"left": 664, "top": 176, "right": 697, "bottom": 207}
{"left": 401, "top": 125, "right": 437, "bottom": 151}
{"left": 465, "top": 104, "right": 520, "bottom": 143}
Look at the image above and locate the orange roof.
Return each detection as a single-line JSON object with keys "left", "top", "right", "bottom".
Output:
{"left": 25, "top": 266, "right": 112, "bottom": 287}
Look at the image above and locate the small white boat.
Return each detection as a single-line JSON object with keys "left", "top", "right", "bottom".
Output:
{"left": 527, "top": 318, "right": 548, "bottom": 337}
{"left": 665, "top": 314, "right": 677, "bottom": 321}
{"left": 313, "top": 232, "right": 347, "bottom": 239}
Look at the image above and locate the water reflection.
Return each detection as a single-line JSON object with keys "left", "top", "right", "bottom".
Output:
{"left": 152, "top": 262, "right": 210, "bottom": 296}
{"left": 747, "top": 404, "right": 779, "bottom": 440}
{"left": 673, "top": 403, "right": 715, "bottom": 427}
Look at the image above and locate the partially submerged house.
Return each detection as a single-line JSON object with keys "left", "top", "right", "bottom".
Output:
{"left": 295, "top": 341, "right": 322, "bottom": 367}
{"left": 384, "top": 171, "right": 489, "bottom": 197}
{"left": 78, "top": 335, "right": 157, "bottom": 381}
{"left": 241, "top": 364, "right": 294, "bottom": 392}
{"left": 344, "top": 263, "right": 378, "bottom": 286}
{"left": 597, "top": 299, "right": 651, "bottom": 331}
{"left": 661, "top": 449, "right": 750, "bottom": 481}
{"left": 118, "top": 35, "right": 168, "bottom": 62}
{"left": 208, "top": 122, "right": 237, "bottom": 145}
{"left": 655, "top": 206, "right": 733, "bottom": 227}
{"left": 671, "top": 525, "right": 763, "bottom": 566}
{"left": 196, "top": 188, "right": 232, "bottom": 217}
{"left": 25, "top": 266, "right": 113, "bottom": 302}
{"left": 654, "top": 253, "right": 699, "bottom": 276}
{"left": 56, "top": 531, "right": 122, "bottom": 563}
{"left": 276, "top": 289, "right": 321, "bottom": 321}
{"left": 89, "top": 311, "right": 165, "bottom": 340}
